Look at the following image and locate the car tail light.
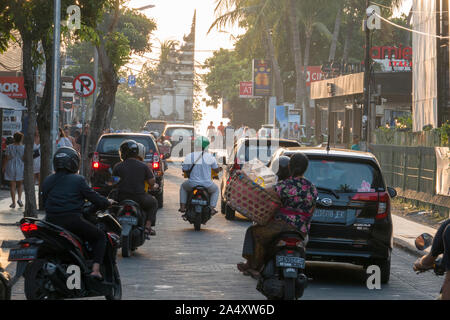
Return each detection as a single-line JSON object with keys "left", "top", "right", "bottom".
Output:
{"left": 21, "top": 222, "right": 38, "bottom": 233}
{"left": 351, "top": 192, "right": 389, "bottom": 220}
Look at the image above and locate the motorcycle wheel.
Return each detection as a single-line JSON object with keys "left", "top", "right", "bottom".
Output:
{"left": 283, "top": 278, "right": 296, "bottom": 300}
{"left": 194, "top": 214, "right": 201, "bottom": 231}
{"left": 24, "top": 259, "right": 55, "bottom": 300}
{"left": 105, "top": 264, "right": 122, "bottom": 300}
{"left": 121, "top": 235, "right": 131, "bottom": 258}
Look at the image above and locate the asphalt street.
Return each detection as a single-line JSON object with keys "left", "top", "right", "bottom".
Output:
{"left": 4, "top": 164, "right": 445, "bottom": 300}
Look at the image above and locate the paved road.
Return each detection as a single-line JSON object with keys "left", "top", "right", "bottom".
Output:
{"left": 4, "top": 165, "right": 445, "bottom": 300}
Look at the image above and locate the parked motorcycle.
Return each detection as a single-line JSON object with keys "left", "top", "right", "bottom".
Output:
{"left": 415, "top": 233, "right": 445, "bottom": 299}
{"left": 257, "top": 231, "right": 308, "bottom": 300}
{"left": 183, "top": 187, "right": 213, "bottom": 231}
{"left": 7, "top": 204, "right": 122, "bottom": 300}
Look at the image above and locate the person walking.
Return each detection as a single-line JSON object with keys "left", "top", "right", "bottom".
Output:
{"left": 3, "top": 132, "right": 25, "bottom": 208}
{"left": 57, "top": 128, "right": 73, "bottom": 148}
{"left": 33, "top": 130, "right": 41, "bottom": 186}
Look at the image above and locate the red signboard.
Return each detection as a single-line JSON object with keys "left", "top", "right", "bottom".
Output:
{"left": 240, "top": 81, "right": 253, "bottom": 98}
{"left": 0, "top": 77, "right": 27, "bottom": 99}
{"left": 303, "top": 66, "right": 324, "bottom": 87}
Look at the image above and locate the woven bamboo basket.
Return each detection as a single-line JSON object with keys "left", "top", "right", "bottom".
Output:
{"left": 224, "top": 172, "right": 281, "bottom": 225}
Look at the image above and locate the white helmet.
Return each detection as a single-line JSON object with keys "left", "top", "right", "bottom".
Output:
{"left": 137, "top": 142, "right": 146, "bottom": 160}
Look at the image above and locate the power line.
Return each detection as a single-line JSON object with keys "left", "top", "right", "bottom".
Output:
{"left": 374, "top": 12, "right": 450, "bottom": 39}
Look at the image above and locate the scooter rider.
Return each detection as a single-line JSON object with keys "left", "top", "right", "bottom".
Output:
{"left": 113, "top": 140, "right": 158, "bottom": 237}
{"left": 43, "top": 147, "right": 111, "bottom": 280}
{"left": 179, "top": 136, "right": 222, "bottom": 214}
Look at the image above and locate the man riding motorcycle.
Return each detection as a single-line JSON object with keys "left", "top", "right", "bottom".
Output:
{"left": 42, "top": 147, "right": 111, "bottom": 280}
{"left": 179, "top": 136, "right": 221, "bottom": 215}
{"left": 413, "top": 218, "right": 450, "bottom": 299}
{"left": 113, "top": 140, "right": 158, "bottom": 237}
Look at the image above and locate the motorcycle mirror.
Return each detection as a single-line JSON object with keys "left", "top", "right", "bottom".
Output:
{"left": 415, "top": 233, "right": 434, "bottom": 251}
{"left": 106, "top": 176, "right": 121, "bottom": 186}
{"left": 387, "top": 187, "right": 397, "bottom": 198}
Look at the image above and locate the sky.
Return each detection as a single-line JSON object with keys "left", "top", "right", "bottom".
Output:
{"left": 125, "top": 0, "right": 244, "bottom": 132}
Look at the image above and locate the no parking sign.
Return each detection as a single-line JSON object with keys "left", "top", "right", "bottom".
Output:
{"left": 72, "top": 73, "right": 96, "bottom": 97}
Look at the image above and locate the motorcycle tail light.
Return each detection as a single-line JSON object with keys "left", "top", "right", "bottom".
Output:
{"left": 21, "top": 223, "right": 38, "bottom": 233}
{"left": 152, "top": 161, "right": 160, "bottom": 170}
{"left": 277, "top": 238, "right": 302, "bottom": 247}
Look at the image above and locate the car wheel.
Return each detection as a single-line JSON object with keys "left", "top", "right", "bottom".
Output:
{"left": 225, "top": 205, "right": 235, "bottom": 221}
{"left": 369, "top": 253, "right": 391, "bottom": 284}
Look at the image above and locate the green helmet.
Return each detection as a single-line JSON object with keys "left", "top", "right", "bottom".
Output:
{"left": 195, "top": 136, "right": 210, "bottom": 150}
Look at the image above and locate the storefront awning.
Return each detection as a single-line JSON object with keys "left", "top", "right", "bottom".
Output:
{"left": 0, "top": 92, "right": 26, "bottom": 111}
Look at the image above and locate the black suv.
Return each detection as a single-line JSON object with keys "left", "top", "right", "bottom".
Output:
{"left": 269, "top": 147, "right": 397, "bottom": 283}
{"left": 220, "top": 138, "right": 301, "bottom": 220}
{"left": 90, "top": 133, "right": 169, "bottom": 208}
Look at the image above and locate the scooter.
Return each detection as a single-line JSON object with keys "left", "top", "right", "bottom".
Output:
{"left": 7, "top": 204, "right": 122, "bottom": 300}
{"left": 257, "top": 231, "right": 308, "bottom": 300}
{"left": 114, "top": 200, "right": 146, "bottom": 257}
{"left": 183, "top": 187, "right": 213, "bottom": 231}
{"left": 414, "top": 233, "right": 446, "bottom": 299}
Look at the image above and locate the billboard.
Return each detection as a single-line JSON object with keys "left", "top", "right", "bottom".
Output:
{"left": 0, "top": 77, "right": 27, "bottom": 99}
{"left": 239, "top": 81, "right": 253, "bottom": 98}
{"left": 252, "top": 59, "right": 272, "bottom": 96}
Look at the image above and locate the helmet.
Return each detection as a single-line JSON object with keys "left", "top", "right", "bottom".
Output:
{"left": 119, "top": 140, "right": 139, "bottom": 161}
{"left": 289, "top": 153, "right": 309, "bottom": 177}
{"left": 195, "top": 136, "right": 210, "bottom": 150}
{"left": 137, "top": 142, "right": 146, "bottom": 160}
{"left": 273, "top": 156, "right": 291, "bottom": 181}
{"left": 53, "top": 147, "right": 80, "bottom": 173}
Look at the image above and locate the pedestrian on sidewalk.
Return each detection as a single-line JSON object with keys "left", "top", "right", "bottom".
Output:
{"left": 57, "top": 128, "right": 73, "bottom": 148}
{"left": 3, "top": 132, "right": 25, "bottom": 208}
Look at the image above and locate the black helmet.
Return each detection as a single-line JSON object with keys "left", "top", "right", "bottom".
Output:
{"left": 273, "top": 156, "right": 291, "bottom": 181}
{"left": 53, "top": 147, "right": 80, "bottom": 173}
{"left": 119, "top": 140, "right": 139, "bottom": 161}
{"left": 289, "top": 153, "right": 309, "bottom": 177}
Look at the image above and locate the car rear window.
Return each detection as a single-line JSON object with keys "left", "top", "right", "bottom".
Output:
{"left": 97, "top": 136, "right": 157, "bottom": 155}
{"left": 145, "top": 122, "right": 166, "bottom": 133}
{"left": 166, "top": 128, "right": 194, "bottom": 137}
{"left": 304, "top": 159, "right": 384, "bottom": 193}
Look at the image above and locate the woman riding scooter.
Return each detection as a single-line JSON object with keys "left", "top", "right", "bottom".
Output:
{"left": 43, "top": 147, "right": 111, "bottom": 280}
{"left": 237, "top": 154, "right": 318, "bottom": 278}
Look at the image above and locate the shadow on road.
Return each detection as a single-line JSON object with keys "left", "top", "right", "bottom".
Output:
{"left": 305, "top": 262, "right": 368, "bottom": 286}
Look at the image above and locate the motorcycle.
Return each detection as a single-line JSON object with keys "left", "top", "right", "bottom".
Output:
{"left": 183, "top": 187, "right": 213, "bottom": 231}
{"left": 414, "top": 233, "right": 446, "bottom": 299}
{"left": 114, "top": 200, "right": 147, "bottom": 257}
{"left": 107, "top": 176, "right": 147, "bottom": 258}
{"left": 7, "top": 204, "right": 122, "bottom": 300}
{"left": 256, "top": 231, "right": 308, "bottom": 300}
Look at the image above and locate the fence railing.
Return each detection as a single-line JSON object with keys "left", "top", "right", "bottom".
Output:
{"left": 370, "top": 144, "right": 437, "bottom": 195}
{"left": 373, "top": 130, "right": 443, "bottom": 147}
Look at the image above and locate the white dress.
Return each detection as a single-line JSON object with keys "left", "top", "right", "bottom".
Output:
{"left": 4, "top": 144, "right": 24, "bottom": 181}
{"left": 57, "top": 137, "right": 73, "bottom": 148}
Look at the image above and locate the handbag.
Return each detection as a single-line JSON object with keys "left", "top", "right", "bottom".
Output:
{"left": 183, "top": 152, "right": 204, "bottom": 179}
{"left": 33, "top": 148, "right": 40, "bottom": 159}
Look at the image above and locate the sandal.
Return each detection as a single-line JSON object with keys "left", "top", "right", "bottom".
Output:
{"left": 413, "top": 256, "right": 434, "bottom": 272}
{"left": 9, "top": 203, "right": 15, "bottom": 209}
{"left": 144, "top": 227, "right": 152, "bottom": 240}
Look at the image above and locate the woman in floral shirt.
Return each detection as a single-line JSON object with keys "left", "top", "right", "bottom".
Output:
{"left": 238, "top": 153, "right": 318, "bottom": 278}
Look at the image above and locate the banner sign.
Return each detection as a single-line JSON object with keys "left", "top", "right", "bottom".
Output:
{"left": 252, "top": 59, "right": 272, "bottom": 96}
{"left": 304, "top": 66, "right": 325, "bottom": 87}
{"left": 435, "top": 147, "right": 450, "bottom": 196}
{"left": 0, "top": 77, "right": 27, "bottom": 99}
{"left": 240, "top": 81, "right": 253, "bottom": 98}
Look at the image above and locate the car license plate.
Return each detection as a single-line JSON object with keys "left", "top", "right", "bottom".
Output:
{"left": 312, "top": 209, "right": 347, "bottom": 224}
{"left": 8, "top": 247, "right": 38, "bottom": 261}
{"left": 118, "top": 216, "right": 138, "bottom": 225}
{"left": 276, "top": 256, "right": 305, "bottom": 269}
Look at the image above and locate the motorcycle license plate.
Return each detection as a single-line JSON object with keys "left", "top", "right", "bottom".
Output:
{"left": 191, "top": 199, "right": 207, "bottom": 206}
{"left": 276, "top": 256, "right": 305, "bottom": 269}
{"left": 118, "top": 216, "right": 138, "bottom": 226}
{"left": 8, "top": 247, "right": 38, "bottom": 261}
{"left": 312, "top": 209, "right": 347, "bottom": 224}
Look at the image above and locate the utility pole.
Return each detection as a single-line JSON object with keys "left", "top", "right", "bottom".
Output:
{"left": 362, "top": 0, "right": 371, "bottom": 151}
{"left": 51, "top": 0, "right": 61, "bottom": 159}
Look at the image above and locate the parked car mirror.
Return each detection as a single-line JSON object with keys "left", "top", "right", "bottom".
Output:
{"left": 387, "top": 187, "right": 397, "bottom": 198}
{"left": 415, "top": 233, "right": 434, "bottom": 251}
